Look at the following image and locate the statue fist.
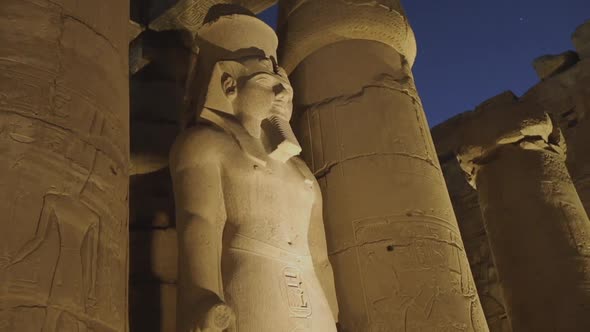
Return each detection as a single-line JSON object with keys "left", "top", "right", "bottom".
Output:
{"left": 201, "top": 302, "right": 234, "bottom": 332}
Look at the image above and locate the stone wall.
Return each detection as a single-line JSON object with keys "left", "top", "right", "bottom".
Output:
{"left": 431, "top": 20, "right": 590, "bottom": 332}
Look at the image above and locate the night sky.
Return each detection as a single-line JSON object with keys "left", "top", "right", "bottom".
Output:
{"left": 258, "top": 1, "right": 589, "bottom": 127}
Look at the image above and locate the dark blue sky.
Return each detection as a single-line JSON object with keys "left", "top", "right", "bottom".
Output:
{"left": 259, "top": 1, "right": 589, "bottom": 126}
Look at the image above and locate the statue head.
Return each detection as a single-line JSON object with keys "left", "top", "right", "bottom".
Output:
{"left": 194, "top": 13, "right": 301, "bottom": 162}
{"left": 204, "top": 57, "right": 294, "bottom": 134}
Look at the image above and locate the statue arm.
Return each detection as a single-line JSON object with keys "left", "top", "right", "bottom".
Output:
{"left": 2, "top": 195, "right": 59, "bottom": 267}
{"left": 170, "top": 128, "right": 233, "bottom": 331}
{"left": 309, "top": 181, "right": 340, "bottom": 322}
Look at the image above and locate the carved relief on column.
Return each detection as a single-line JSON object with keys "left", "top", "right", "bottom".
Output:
{"left": 0, "top": 0, "right": 129, "bottom": 331}
{"left": 149, "top": 0, "right": 277, "bottom": 43}
{"left": 456, "top": 95, "right": 590, "bottom": 331}
{"left": 279, "top": 1, "right": 488, "bottom": 330}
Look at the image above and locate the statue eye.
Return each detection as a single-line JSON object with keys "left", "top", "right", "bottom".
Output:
{"left": 255, "top": 75, "right": 274, "bottom": 87}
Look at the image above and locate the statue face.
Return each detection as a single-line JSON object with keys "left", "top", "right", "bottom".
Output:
{"left": 232, "top": 59, "right": 294, "bottom": 123}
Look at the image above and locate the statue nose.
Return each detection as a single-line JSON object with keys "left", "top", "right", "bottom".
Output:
{"left": 274, "top": 84, "right": 292, "bottom": 101}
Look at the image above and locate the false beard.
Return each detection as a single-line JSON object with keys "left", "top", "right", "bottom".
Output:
{"left": 262, "top": 114, "right": 302, "bottom": 163}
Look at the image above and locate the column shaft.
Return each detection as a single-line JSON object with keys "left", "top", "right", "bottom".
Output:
{"left": 475, "top": 143, "right": 590, "bottom": 331}
{"left": 0, "top": 0, "right": 130, "bottom": 331}
{"left": 281, "top": 2, "right": 488, "bottom": 329}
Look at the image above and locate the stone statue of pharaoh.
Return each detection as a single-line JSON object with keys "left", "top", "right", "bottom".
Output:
{"left": 169, "top": 14, "right": 338, "bottom": 332}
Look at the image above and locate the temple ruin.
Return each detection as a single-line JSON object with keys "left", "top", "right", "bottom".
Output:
{"left": 0, "top": 0, "right": 589, "bottom": 331}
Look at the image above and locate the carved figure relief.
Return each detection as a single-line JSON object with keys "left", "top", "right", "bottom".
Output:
{"left": 282, "top": 267, "right": 312, "bottom": 318}
{"left": 1, "top": 194, "right": 99, "bottom": 331}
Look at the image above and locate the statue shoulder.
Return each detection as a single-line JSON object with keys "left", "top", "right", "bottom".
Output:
{"left": 169, "top": 124, "right": 235, "bottom": 172}
{"left": 291, "top": 157, "right": 323, "bottom": 197}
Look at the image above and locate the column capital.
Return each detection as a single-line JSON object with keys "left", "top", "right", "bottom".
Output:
{"left": 455, "top": 91, "right": 565, "bottom": 187}
{"left": 149, "top": 1, "right": 276, "bottom": 43}
{"left": 278, "top": 0, "right": 417, "bottom": 73}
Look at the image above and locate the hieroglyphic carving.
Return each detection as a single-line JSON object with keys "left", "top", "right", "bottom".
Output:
{"left": 279, "top": 0, "right": 417, "bottom": 73}
{"left": 150, "top": 0, "right": 229, "bottom": 32}
{"left": 1, "top": 195, "right": 100, "bottom": 331}
{"left": 149, "top": 0, "right": 277, "bottom": 35}
{"left": 2, "top": 194, "right": 99, "bottom": 331}
{"left": 282, "top": 267, "right": 312, "bottom": 317}
{"left": 347, "top": 215, "right": 484, "bottom": 331}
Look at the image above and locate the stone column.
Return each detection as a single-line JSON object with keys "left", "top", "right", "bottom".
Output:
{"left": 279, "top": 1, "right": 488, "bottom": 330}
{"left": 457, "top": 97, "right": 590, "bottom": 331}
{"left": 0, "top": 1, "right": 129, "bottom": 331}
{"left": 524, "top": 19, "right": 590, "bottom": 218}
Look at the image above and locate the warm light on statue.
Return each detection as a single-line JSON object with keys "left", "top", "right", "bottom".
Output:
{"left": 169, "top": 13, "right": 338, "bottom": 332}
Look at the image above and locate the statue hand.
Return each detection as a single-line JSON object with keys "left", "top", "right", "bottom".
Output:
{"left": 200, "top": 302, "right": 235, "bottom": 332}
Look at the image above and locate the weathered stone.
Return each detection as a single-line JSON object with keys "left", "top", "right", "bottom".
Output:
{"left": 457, "top": 99, "right": 590, "bottom": 331}
{"left": 129, "top": 37, "right": 151, "bottom": 74}
{"left": 282, "top": 1, "right": 488, "bottom": 331}
{"left": 454, "top": 92, "right": 556, "bottom": 186}
{"left": 149, "top": 1, "right": 276, "bottom": 40}
{"left": 432, "top": 46, "right": 590, "bottom": 332}
{"left": 129, "top": 20, "right": 144, "bottom": 42}
{"left": 0, "top": 0, "right": 130, "bottom": 330}
{"left": 440, "top": 158, "right": 510, "bottom": 330}
{"left": 573, "top": 20, "right": 590, "bottom": 59}
{"left": 533, "top": 51, "right": 578, "bottom": 80}
{"left": 279, "top": 0, "right": 417, "bottom": 73}
{"left": 522, "top": 58, "right": 590, "bottom": 217}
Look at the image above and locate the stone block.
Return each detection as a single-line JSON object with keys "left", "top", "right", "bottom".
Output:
{"left": 129, "top": 20, "right": 144, "bottom": 42}
{"left": 533, "top": 51, "right": 578, "bottom": 79}
{"left": 573, "top": 20, "right": 590, "bottom": 59}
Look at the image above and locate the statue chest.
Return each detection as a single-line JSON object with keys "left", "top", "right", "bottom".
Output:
{"left": 220, "top": 158, "right": 316, "bottom": 251}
